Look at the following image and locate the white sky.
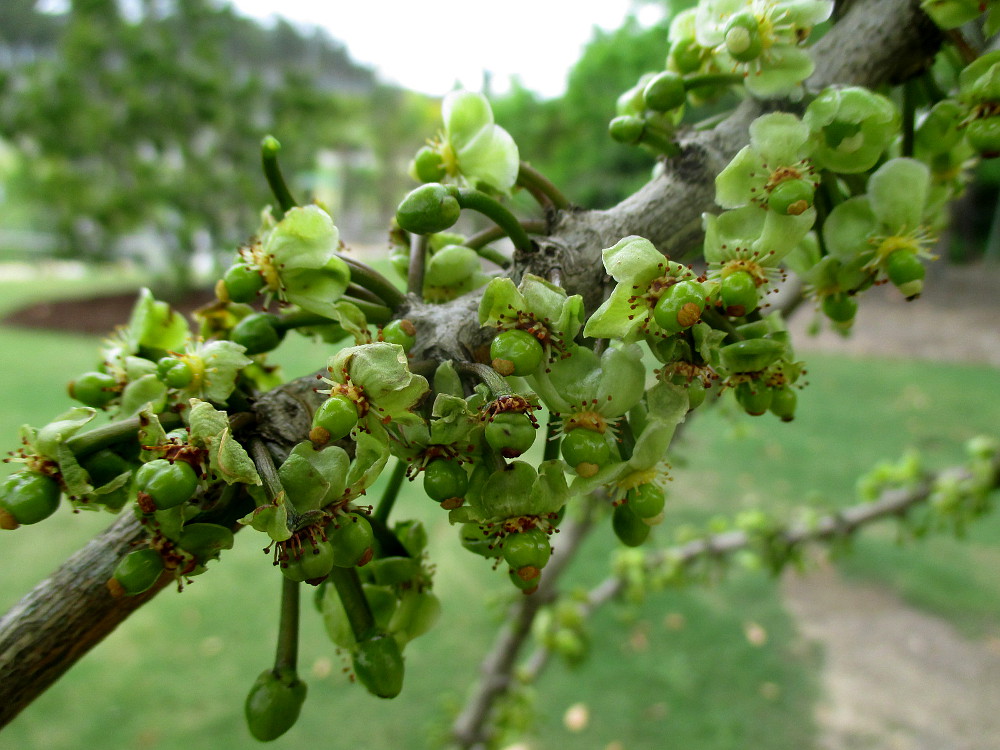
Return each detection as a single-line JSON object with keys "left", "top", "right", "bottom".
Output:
{"left": 227, "top": 1, "right": 665, "bottom": 98}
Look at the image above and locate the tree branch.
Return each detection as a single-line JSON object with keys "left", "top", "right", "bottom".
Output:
{"left": 453, "top": 454, "right": 1000, "bottom": 745}
{"left": 0, "top": 0, "right": 947, "bottom": 727}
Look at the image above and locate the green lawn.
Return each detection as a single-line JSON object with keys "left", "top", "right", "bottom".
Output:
{"left": 0, "top": 274, "right": 996, "bottom": 750}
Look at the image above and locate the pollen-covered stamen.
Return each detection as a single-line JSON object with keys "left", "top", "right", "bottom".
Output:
{"left": 563, "top": 409, "right": 609, "bottom": 435}
{"left": 866, "top": 228, "right": 937, "bottom": 269}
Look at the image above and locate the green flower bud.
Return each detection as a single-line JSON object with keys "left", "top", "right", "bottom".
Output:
{"left": 718, "top": 338, "right": 784, "bottom": 373}
{"left": 244, "top": 668, "right": 307, "bottom": 742}
{"left": 669, "top": 38, "right": 704, "bottom": 75}
{"left": 643, "top": 71, "right": 686, "bottom": 112}
{"left": 232, "top": 313, "right": 285, "bottom": 356}
{"left": 68, "top": 371, "right": 118, "bottom": 408}
{"left": 156, "top": 357, "right": 195, "bottom": 389}
{"left": 425, "top": 244, "right": 481, "bottom": 286}
{"left": 609, "top": 115, "right": 645, "bottom": 145}
{"left": 396, "top": 183, "right": 462, "bottom": 235}
{"left": 352, "top": 633, "right": 405, "bottom": 699}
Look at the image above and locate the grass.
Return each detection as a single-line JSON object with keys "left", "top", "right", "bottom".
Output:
{"left": 0, "top": 272, "right": 996, "bottom": 749}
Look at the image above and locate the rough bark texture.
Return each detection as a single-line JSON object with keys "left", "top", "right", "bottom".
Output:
{"left": 0, "top": 0, "right": 944, "bottom": 727}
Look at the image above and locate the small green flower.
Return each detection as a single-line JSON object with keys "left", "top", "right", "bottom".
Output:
{"left": 695, "top": 0, "right": 833, "bottom": 97}
{"left": 479, "top": 275, "right": 585, "bottom": 358}
{"left": 822, "top": 158, "right": 937, "bottom": 298}
{"left": 583, "top": 236, "right": 701, "bottom": 342}
{"left": 414, "top": 90, "right": 520, "bottom": 195}
{"left": 803, "top": 86, "right": 901, "bottom": 173}
{"left": 238, "top": 205, "right": 351, "bottom": 320}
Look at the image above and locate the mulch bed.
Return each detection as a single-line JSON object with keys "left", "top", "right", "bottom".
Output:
{"left": 2, "top": 288, "right": 217, "bottom": 336}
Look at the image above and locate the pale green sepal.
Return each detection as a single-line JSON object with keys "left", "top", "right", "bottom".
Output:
{"left": 33, "top": 407, "right": 97, "bottom": 458}
{"left": 137, "top": 407, "right": 168, "bottom": 462}
{"left": 755, "top": 207, "right": 816, "bottom": 263}
{"left": 429, "top": 393, "right": 480, "bottom": 447}
{"left": 239, "top": 498, "right": 293, "bottom": 543}
{"left": 119, "top": 375, "right": 168, "bottom": 417}
{"left": 278, "top": 441, "right": 350, "bottom": 513}
{"left": 714, "top": 147, "right": 760, "bottom": 209}
{"left": 782, "top": 232, "right": 822, "bottom": 276}
{"left": 602, "top": 235, "right": 665, "bottom": 285}
{"left": 867, "top": 158, "right": 931, "bottom": 231}
{"left": 56, "top": 442, "right": 93, "bottom": 498}
{"left": 744, "top": 47, "right": 815, "bottom": 99}
{"left": 822, "top": 196, "right": 877, "bottom": 259}
{"left": 329, "top": 343, "right": 429, "bottom": 419}
{"left": 187, "top": 399, "right": 261, "bottom": 485}
{"left": 595, "top": 344, "right": 646, "bottom": 418}
{"left": 125, "top": 288, "right": 191, "bottom": 353}
{"left": 182, "top": 340, "right": 252, "bottom": 404}
{"left": 583, "top": 286, "right": 643, "bottom": 341}
{"left": 749, "top": 112, "right": 812, "bottom": 166}
{"left": 345, "top": 431, "right": 390, "bottom": 497}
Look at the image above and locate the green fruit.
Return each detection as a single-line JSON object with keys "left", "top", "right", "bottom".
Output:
{"left": 490, "top": 329, "right": 544, "bottom": 376}
{"left": 422, "top": 459, "right": 469, "bottom": 503}
{"left": 352, "top": 633, "right": 405, "bottom": 699}
{"left": 0, "top": 471, "right": 61, "bottom": 528}
{"left": 485, "top": 412, "right": 537, "bottom": 458}
{"left": 769, "top": 387, "right": 798, "bottom": 422}
{"left": 502, "top": 528, "right": 551, "bottom": 574}
{"left": 381, "top": 319, "right": 417, "bottom": 351}
{"left": 68, "top": 371, "right": 118, "bottom": 408}
{"left": 720, "top": 271, "right": 759, "bottom": 316}
{"left": 110, "top": 548, "right": 164, "bottom": 596}
{"left": 735, "top": 381, "right": 772, "bottom": 416}
{"left": 822, "top": 293, "right": 858, "bottom": 323}
{"left": 612, "top": 503, "right": 650, "bottom": 547}
{"left": 410, "top": 145, "right": 446, "bottom": 183}
{"left": 724, "top": 12, "right": 763, "bottom": 62}
{"left": 156, "top": 357, "right": 194, "bottom": 388}
{"left": 396, "top": 183, "right": 461, "bottom": 235}
{"left": 768, "top": 178, "right": 814, "bottom": 216}
{"left": 719, "top": 338, "right": 784, "bottom": 373}
{"left": 232, "top": 313, "right": 285, "bottom": 355}
{"left": 884, "top": 250, "right": 925, "bottom": 299}
{"left": 312, "top": 394, "right": 359, "bottom": 443}
{"left": 223, "top": 262, "right": 264, "bottom": 303}
{"left": 687, "top": 379, "right": 707, "bottom": 410}
{"left": 626, "top": 483, "right": 666, "bottom": 519}
{"left": 459, "top": 522, "right": 501, "bottom": 558}
{"left": 561, "top": 428, "right": 611, "bottom": 475}
{"left": 643, "top": 71, "right": 686, "bottom": 112}
{"left": 653, "top": 280, "right": 706, "bottom": 333}
{"left": 328, "top": 514, "right": 375, "bottom": 568}
{"left": 244, "top": 668, "right": 307, "bottom": 742}
{"left": 966, "top": 117, "right": 1000, "bottom": 154}
{"left": 135, "top": 458, "right": 199, "bottom": 511}
{"left": 282, "top": 539, "right": 336, "bottom": 583}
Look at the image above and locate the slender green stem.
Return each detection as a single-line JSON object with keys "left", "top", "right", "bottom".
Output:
{"left": 273, "top": 298, "right": 391, "bottom": 330}
{"left": 516, "top": 162, "right": 571, "bottom": 210}
{"left": 455, "top": 361, "right": 513, "bottom": 397}
{"left": 338, "top": 253, "right": 406, "bottom": 310}
{"left": 261, "top": 136, "right": 298, "bottom": 217}
{"left": 273, "top": 577, "right": 301, "bottom": 672}
{"left": 346, "top": 283, "right": 385, "bottom": 306}
{"left": 328, "top": 566, "right": 377, "bottom": 641}
{"left": 454, "top": 188, "right": 534, "bottom": 253}
{"left": 638, "top": 121, "right": 682, "bottom": 158}
{"left": 543, "top": 413, "right": 561, "bottom": 462}
{"left": 408, "top": 233, "right": 428, "bottom": 297}
{"left": 902, "top": 79, "right": 917, "bottom": 158}
{"left": 683, "top": 73, "right": 744, "bottom": 91}
{"left": 372, "top": 459, "right": 407, "bottom": 525}
{"left": 66, "top": 411, "right": 184, "bottom": 458}
{"left": 475, "top": 244, "right": 512, "bottom": 269}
